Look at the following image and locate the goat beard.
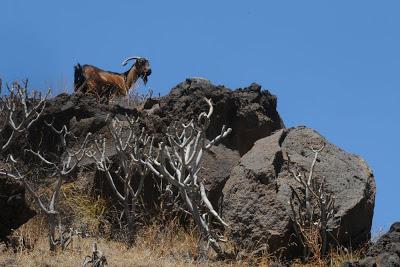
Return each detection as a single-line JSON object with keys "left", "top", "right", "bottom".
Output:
{"left": 142, "top": 75, "right": 148, "bottom": 85}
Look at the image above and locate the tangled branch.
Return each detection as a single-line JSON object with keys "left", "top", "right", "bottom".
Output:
{"left": 86, "top": 115, "right": 151, "bottom": 246}
{"left": 144, "top": 98, "right": 232, "bottom": 259}
{"left": 0, "top": 80, "right": 50, "bottom": 150}
{"left": 288, "top": 144, "right": 335, "bottom": 261}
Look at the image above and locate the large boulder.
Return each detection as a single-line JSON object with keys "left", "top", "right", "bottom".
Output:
{"left": 150, "top": 78, "right": 284, "bottom": 156}
{"left": 222, "top": 126, "right": 376, "bottom": 256}
{"left": 141, "top": 78, "right": 284, "bottom": 204}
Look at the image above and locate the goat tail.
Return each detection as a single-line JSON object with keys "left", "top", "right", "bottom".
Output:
{"left": 74, "top": 63, "right": 86, "bottom": 92}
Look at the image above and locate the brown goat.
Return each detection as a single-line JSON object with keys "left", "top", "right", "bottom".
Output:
{"left": 74, "top": 56, "right": 151, "bottom": 102}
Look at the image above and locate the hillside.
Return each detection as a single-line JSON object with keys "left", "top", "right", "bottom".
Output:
{"left": 0, "top": 78, "right": 398, "bottom": 266}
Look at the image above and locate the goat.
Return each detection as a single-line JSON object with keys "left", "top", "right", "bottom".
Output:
{"left": 74, "top": 56, "right": 151, "bottom": 102}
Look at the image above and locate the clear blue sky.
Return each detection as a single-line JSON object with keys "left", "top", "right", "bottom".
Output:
{"left": 1, "top": 1, "right": 399, "bottom": 234}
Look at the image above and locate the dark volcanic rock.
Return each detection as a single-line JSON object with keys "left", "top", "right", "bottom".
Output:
{"left": 28, "top": 92, "right": 141, "bottom": 153}
{"left": 143, "top": 78, "right": 284, "bottom": 204}
{"left": 222, "top": 126, "right": 376, "bottom": 257}
{"left": 0, "top": 78, "right": 284, "bottom": 236}
{"left": 222, "top": 129, "right": 292, "bottom": 255}
{"left": 152, "top": 78, "right": 284, "bottom": 156}
{"left": 0, "top": 174, "right": 35, "bottom": 240}
{"left": 368, "top": 222, "right": 400, "bottom": 258}
{"left": 29, "top": 78, "right": 283, "bottom": 164}
{"left": 343, "top": 222, "right": 400, "bottom": 267}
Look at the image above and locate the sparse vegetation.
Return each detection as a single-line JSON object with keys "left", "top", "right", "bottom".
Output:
{"left": 144, "top": 97, "right": 232, "bottom": 259}
{"left": 87, "top": 115, "right": 152, "bottom": 246}
{"left": 0, "top": 79, "right": 373, "bottom": 266}
{"left": 288, "top": 144, "right": 336, "bottom": 263}
{"left": 0, "top": 216, "right": 366, "bottom": 267}
{"left": 62, "top": 183, "right": 109, "bottom": 236}
{"left": 0, "top": 79, "right": 49, "bottom": 150}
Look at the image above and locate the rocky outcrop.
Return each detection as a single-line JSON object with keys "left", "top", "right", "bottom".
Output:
{"left": 342, "top": 222, "right": 400, "bottom": 267}
{"left": 27, "top": 78, "right": 283, "bottom": 157}
{"left": 0, "top": 78, "right": 284, "bottom": 237}
{"left": 222, "top": 127, "right": 376, "bottom": 256}
{"left": 368, "top": 222, "right": 400, "bottom": 259}
{"left": 0, "top": 78, "right": 378, "bottom": 261}
{"left": 152, "top": 79, "right": 284, "bottom": 155}
{"left": 146, "top": 79, "right": 284, "bottom": 204}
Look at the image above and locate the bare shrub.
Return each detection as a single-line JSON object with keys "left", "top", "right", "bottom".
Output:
{"left": 2, "top": 124, "right": 91, "bottom": 251}
{"left": 0, "top": 79, "right": 49, "bottom": 150}
{"left": 86, "top": 115, "right": 152, "bottom": 246}
{"left": 144, "top": 97, "right": 232, "bottom": 260}
{"left": 151, "top": 175, "right": 187, "bottom": 225}
{"left": 126, "top": 87, "right": 155, "bottom": 107}
{"left": 288, "top": 144, "right": 336, "bottom": 262}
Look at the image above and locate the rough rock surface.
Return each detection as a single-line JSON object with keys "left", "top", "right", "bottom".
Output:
{"left": 0, "top": 78, "right": 284, "bottom": 237}
{"left": 222, "top": 126, "right": 376, "bottom": 256}
{"left": 342, "top": 222, "right": 400, "bottom": 267}
{"left": 24, "top": 78, "right": 282, "bottom": 167}
{"left": 0, "top": 174, "right": 35, "bottom": 240}
{"left": 148, "top": 79, "right": 284, "bottom": 204}
{"left": 367, "top": 222, "right": 400, "bottom": 258}
{"left": 153, "top": 79, "right": 284, "bottom": 156}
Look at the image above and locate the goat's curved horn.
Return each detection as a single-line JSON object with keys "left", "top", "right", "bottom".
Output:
{"left": 121, "top": 56, "right": 141, "bottom": 66}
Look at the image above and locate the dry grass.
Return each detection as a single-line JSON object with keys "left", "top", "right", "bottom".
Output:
{"left": 0, "top": 184, "right": 365, "bottom": 266}
{"left": 0, "top": 219, "right": 244, "bottom": 267}
{"left": 61, "top": 183, "right": 109, "bottom": 235}
{"left": 289, "top": 247, "right": 366, "bottom": 267}
{"left": 287, "top": 226, "right": 368, "bottom": 267}
{"left": 1, "top": 235, "right": 198, "bottom": 267}
{"left": 0, "top": 219, "right": 365, "bottom": 267}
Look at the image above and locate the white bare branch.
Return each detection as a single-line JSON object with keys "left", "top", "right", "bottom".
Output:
{"left": 0, "top": 81, "right": 50, "bottom": 150}
{"left": 144, "top": 98, "right": 231, "bottom": 259}
{"left": 86, "top": 114, "right": 149, "bottom": 246}
{"left": 2, "top": 117, "right": 91, "bottom": 251}
{"left": 288, "top": 143, "right": 335, "bottom": 259}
